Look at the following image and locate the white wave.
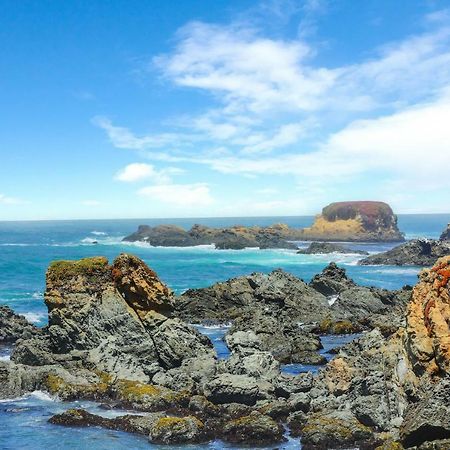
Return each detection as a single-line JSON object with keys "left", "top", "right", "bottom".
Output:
{"left": 23, "top": 312, "right": 46, "bottom": 323}
{"left": 31, "top": 291, "right": 43, "bottom": 299}
{"left": 29, "top": 390, "right": 58, "bottom": 402}
{"left": 90, "top": 231, "right": 107, "bottom": 236}
{"left": 193, "top": 323, "right": 232, "bottom": 330}
{"left": 0, "top": 355, "right": 10, "bottom": 362}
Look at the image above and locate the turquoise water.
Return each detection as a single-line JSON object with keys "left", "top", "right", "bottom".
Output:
{"left": 0, "top": 214, "right": 449, "bottom": 449}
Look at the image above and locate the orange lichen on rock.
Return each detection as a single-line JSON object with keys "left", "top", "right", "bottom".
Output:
{"left": 406, "top": 256, "right": 450, "bottom": 375}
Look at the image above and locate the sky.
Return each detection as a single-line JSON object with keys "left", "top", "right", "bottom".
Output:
{"left": 1, "top": 0, "right": 450, "bottom": 220}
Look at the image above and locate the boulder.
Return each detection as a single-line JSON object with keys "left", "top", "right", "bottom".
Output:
{"left": 148, "top": 416, "right": 206, "bottom": 444}
{"left": 221, "top": 411, "right": 284, "bottom": 444}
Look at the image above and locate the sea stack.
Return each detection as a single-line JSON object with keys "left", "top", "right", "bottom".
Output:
{"left": 298, "top": 201, "right": 404, "bottom": 242}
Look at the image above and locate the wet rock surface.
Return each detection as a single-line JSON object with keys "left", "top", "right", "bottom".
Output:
{"left": 359, "top": 238, "right": 450, "bottom": 266}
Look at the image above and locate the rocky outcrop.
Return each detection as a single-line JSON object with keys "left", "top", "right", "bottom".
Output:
{"left": 309, "top": 262, "right": 356, "bottom": 296}
{"left": 298, "top": 242, "right": 369, "bottom": 255}
{"left": 298, "top": 201, "right": 404, "bottom": 242}
{"left": 0, "top": 306, "right": 38, "bottom": 342}
{"left": 359, "top": 239, "right": 450, "bottom": 266}
{"left": 440, "top": 224, "right": 450, "bottom": 241}
{"left": 13, "top": 254, "right": 213, "bottom": 381}
{"left": 123, "top": 223, "right": 299, "bottom": 250}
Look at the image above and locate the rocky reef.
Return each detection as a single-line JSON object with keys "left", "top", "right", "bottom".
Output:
{"left": 123, "top": 201, "right": 404, "bottom": 248}
{"left": 359, "top": 238, "right": 450, "bottom": 266}
{"left": 2, "top": 253, "right": 450, "bottom": 448}
{"left": 0, "top": 306, "right": 38, "bottom": 343}
{"left": 298, "top": 241, "right": 369, "bottom": 255}
{"left": 123, "top": 223, "right": 300, "bottom": 250}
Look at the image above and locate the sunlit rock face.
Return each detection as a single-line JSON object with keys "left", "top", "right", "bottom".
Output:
{"left": 299, "top": 201, "right": 405, "bottom": 242}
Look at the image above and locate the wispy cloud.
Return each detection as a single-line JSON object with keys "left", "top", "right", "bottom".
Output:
{"left": 115, "top": 163, "right": 182, "bottom": 184}
{"left": 0, "top": 194, "right": 23, "bottom": 205}
{"left": 138, "top": 183, "right": 213, "bottom": 207}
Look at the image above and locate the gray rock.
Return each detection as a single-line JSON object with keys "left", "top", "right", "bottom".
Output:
{"left": 148, "top": 415, "right": 206, "bottom": 444}
{"left": 401, "top": 377, "right": 450, "bottom": 448}
{"left": 440, "top": 224, "right": 450, "bottom": 241}
{"left": 204, "top": 373, "right": 274, "bottom": 406}
{"left": 359, "top": 239, "right": 450, "bottom": 266}
{"left": 0, "top": 306, "right": 39, "bottom": 343}
{"left": 298, "top": 242, "right": 368, "bottom": 255}
{"left": 309, "top": 262, "right": 356, "bottom": 296}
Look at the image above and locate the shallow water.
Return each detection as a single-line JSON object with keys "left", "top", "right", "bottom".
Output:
{"left": 0, "top": 214, "right": 448, "bottom": 449}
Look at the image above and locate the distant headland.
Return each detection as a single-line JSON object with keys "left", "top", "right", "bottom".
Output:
{"left": 123, "top": 201, "right": 405, "bottom": 248}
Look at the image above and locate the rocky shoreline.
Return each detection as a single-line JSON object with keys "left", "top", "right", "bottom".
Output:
{"left": 1, "top": 253, "right": 450, "bottom": 448}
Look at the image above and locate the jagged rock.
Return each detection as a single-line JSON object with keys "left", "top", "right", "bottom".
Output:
{"left": 309, "top": 262, "right": 356, "bottom": 296}
{"left": 0, "top": 306, "right": 39, "bottom": 342}
{"left": 13, "top": 254, "right": 214, "bottom": 383}
{"left": 440, "top": 224, "right": 450, "bottom": 241}
{"left": 359, "top": 239, "right": 450, "bottom": 266}
{"left": 298, "top": 242, "right": 369, "bottom": 255}
{"left": 221, "top": 411, "right": 284, "bottom": 444}
{"left": 275, "top": 372, "right": 314, "bottom": 397}
{"left": 298, "top": 201, "right": 405, "bottom": 242}
{"left": 148, "top": 416, "right": 207, "bottom": 444}
{"left": 176, "top": 268, "right": 330, "bottom": 325}
{"left": 228, "top": 312, "right": 323, "bottom": 364}
{"left": 123, "top": 224, "right": 197, "bottom": 247}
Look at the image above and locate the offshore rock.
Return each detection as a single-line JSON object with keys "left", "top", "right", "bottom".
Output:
{"left": 298, "top": 241, "right": 369, "bottom": 255}
{"left": 123, "top": 223, "right": 299, "bottom": 250}
{"left": 298, "top": 201, "right": 404, "bottom": 242}
{"left": 359, "top": 239, "right": 450, "bottom": 266}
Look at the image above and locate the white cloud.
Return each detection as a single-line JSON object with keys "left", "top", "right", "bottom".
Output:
{"left": 115, "top": 163, "right": 181, "bottom": 184}
{"left": 138, "top": 183, "right": 213, "bottom": 207}
{"left": 0, "top": 194, "right": 22, "bottom": 205}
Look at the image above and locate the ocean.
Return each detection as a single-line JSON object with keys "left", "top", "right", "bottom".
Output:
{"left": 0, "top": 214, "right": 449, "bottom": 449}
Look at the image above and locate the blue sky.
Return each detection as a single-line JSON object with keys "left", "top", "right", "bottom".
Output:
{"left": 1, "top": 0, "right": 450, "bottom": 220}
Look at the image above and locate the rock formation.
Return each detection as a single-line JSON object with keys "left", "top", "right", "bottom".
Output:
{"left": 123, "top": 223, "right": 299, "bottom": 250}
{"left": 298, "top": 201, "right": 404, "bottom": 242}
{"left": 297, "top": 241, "right": 369, "bottom": 255}
{"left": 123, "top": 201, "right": 404, "bottom": 248}
{"left": 359, "top": 238, "right": 450, "bottom": 266}
{"left": 3, "top": 253, "right": 450, "bottom": 448}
